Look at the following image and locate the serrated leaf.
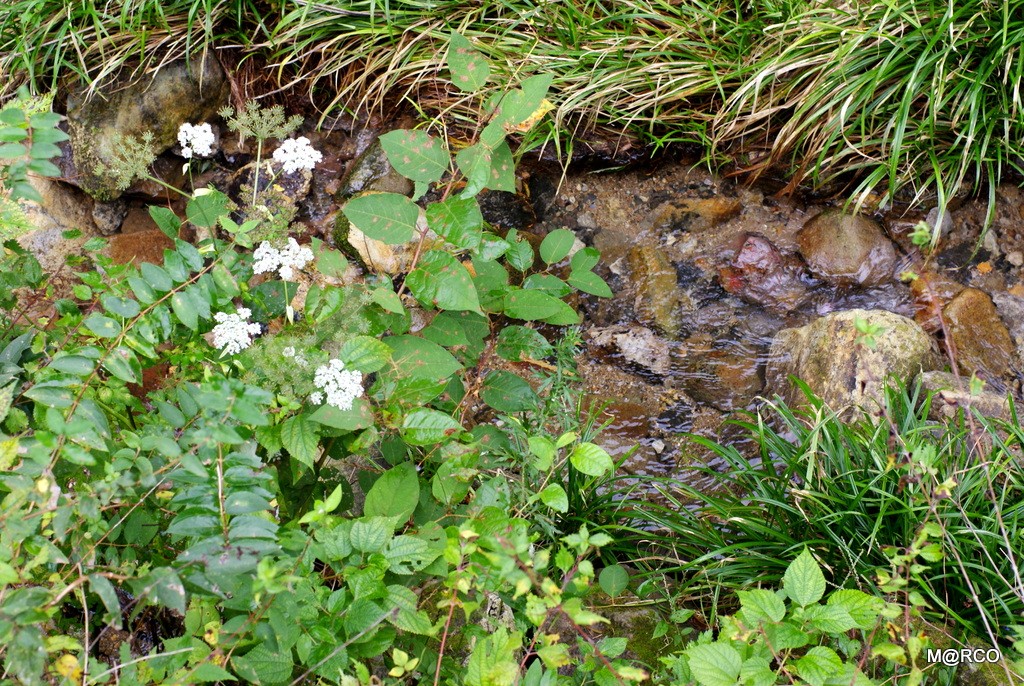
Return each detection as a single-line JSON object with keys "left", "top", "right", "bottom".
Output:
{"left": 784, "top": 548, "right": 826, "bottom": 607}
{"left": 339, "top": 336, "right": 391, "bottom": 373}
{"left": 406, "top": 250, "right": 481, "bottom": 312}
{"left": 232, "top": 643, "right": 293, "bottom": 686}
{"left": 448, "top": 33, "right": 490, "bottom": 92}
{"left": 738, "top": 589, "right": 786, "bottom": 624}
{"left": 280, "top": 414, "right": 321, "bottom": 469}
{"left": 186, "top": 189, "right": 229, "bottom": 229}
{"left": 364, "top": 462, "right": 419, "bottom": 521}
{"left": 379, "top": 129, "right": 448, "bottom": 184}
{"left": 350, "top": 517, "right": 394, "bottom": 553}
{"left": 343, "top": 192, "right": 419, "bottom": 244}
{"left": 569, "top": 442, "right": 613, "bottom": 477}
{"left": 401, "top": 408, "right": 462, "bottom": 445}
{"left": 794, "top": 646, "right": 842, "bottom": 686}
{"left": 685, "top": 643, "right": 742, "bottom": 686}
{"left": 598, "top": 565, "right": 628, "bottom": 597}
{"left": 426, "top": 196, "right": 483, "bottom": 250}
{"left": 827, "top": 589, "right": 883, "bottom": 629}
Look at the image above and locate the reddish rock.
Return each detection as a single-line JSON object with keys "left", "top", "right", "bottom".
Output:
{"left": 106, "top": 229, "right": 174, "bottom": 266}
{"left": 719, "top": 233, "right": 811, "bottom": 311}
{"left": 942, "top": 288, "right": 1015, "bottom": 378}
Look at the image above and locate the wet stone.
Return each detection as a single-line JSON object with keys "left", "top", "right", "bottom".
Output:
{"left": 919, "top": 371, "right": 1013, "bottom": 422}
{"left": 91, "top": 198, "right": 129, "bottom": 236}
{"left": 477, "top": 190, "right": 535, "bottom": 231}
{"left": 106, "top": 229, "right": 175, "bottom": 266}
{"left": 627, "top": 244, "right": 689, "bottom": 338}
{"left": 797, "top": 209, "right": 897, "bottom": 286}
{"left": 588, "top": 325, "right": 672, "bottom": 377}
{"left": 671, "top": 337, "right": 764, "bottom": 411}
{"left": 719, "top": 232, "right": 811, "bottom": 311}
{"left": 645, "top": 197, "right": 741, "bottom": 233}
{"left": 336, "top": 138, "right": 412, "bottom": 199}
{"left": 943, "top": 288, "right": 1016, "bottom": 379}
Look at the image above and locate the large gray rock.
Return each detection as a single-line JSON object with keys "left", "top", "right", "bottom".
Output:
{"left": 66, "top": 54, "right": 229, "bottom": 200}
{"left": 16, "top": 177, "right": 100, "bottom": 273}
{"left": 766, "top": 309, "right": 938, "bottom": 412}
{"left": 797, "top": 210, "right": 897, "bottom": 286}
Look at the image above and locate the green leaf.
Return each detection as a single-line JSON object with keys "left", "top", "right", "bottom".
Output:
{"left": 784, "top": 548, "right": 826, "bottom": 607}
{"left": 827, "top": 589, "right": 883, "bottom": 629}
{"left": 343, "top": 192, "right": 419, "bottom": 244}
{"left": 364, "top": 462, "right": 419, "bottom": 521}
{"left": 89, "top": 574, "right": 122, "bottom": 624}
{"left": 598, "top": 565, "right": 629, "bottom": 597}
{"left": 232, "top": 643, "right": 293, "bottom": 686}
{"left": 401, "top": 408, "right": 463, "bottom": 445}
{"left": 426, "top": 196, "right": 483, "bottom": 250}
{"left": 309, "top": 397, "right": 374, "bottom": 431}
{"left": 0, "top": 127, "right": 26, "bottom": 143}
{"left": 50, "top": 354, "right": 95, "bottom": 376}
{"left": 406, "top": 250, "right": 481, "bottom": 313}
{"left": 487, "top": 141, "right": 515, "bottom": 192}
{"left": 140, "top": 262, "right": 173, "bottom": 292}
{"left": 102, "top": 346, "right": 141, "bottom": 383}
{"left": 496, "top": 325, "right": 553, "bottom": 361}
{"left": 0, "top": 142, "right": 25, "bottom": 159}
{"left": 804, "top": 604, "right": 858, "bottom": 633}
{"left": 339, "top": 336, "right": 391, "bottom": 373}
{"left": 372, "top": 286, "right": 404, "bottom": 314}
{"left": 763, "top": 619, "right": 810, "bottom": 650}
{"left": 83, "top": 313, "right": 121, "bottom": 338}
{"left": 149, "top": 206, "right": 181, "bottom": 240}
{"left": 102, "top": 295, "right": 141, "bottom": 319}
{"left": 794, "top": 646, "right": 843, "bottom": 686}
{"left": 504, "top": 234, "right": 534, "bottom": 272}
{"left": 480, "top": 370, "right": 538, "bottom": 413}
{"left": 568, "top": 269, "right": 612, "bottom": 297}
{"left": 738, "top": 589, "right": 786, "bottom": 624}
{"left": 145, "top": 567, "right": 187, "bottom": 615}
{"left": 455, "top": 144, "right": 492, "bottom": 198}
{"left": 523, "top": 273, "right": 571, "bottom": 298}
{"left": 379, "top": 129, "right": 448, "bottom": 184}
{"left": 280, "top": 414, "right": 321, "bottom": 469}
{"left": 502, "top": 289, "right": 579, "bottom": 325}
{"left": 350, "top": 517, "right": 396, "bottom": 553}
{"left": 314, "top": 241, "right": 349, "bottom": 279}
{"left": 385, "top": 335, "right": 463, "bottom": 381}
{"left": 187, "top": 663, "right": 236, "bottom": 682}
{"left": 739, "top": 658, "right": 776, "bottom": 686}
{"left": 170, "top": 290, "right": 199, "bottom": 330}
{"left": 448, "top": 32, "right": 490, "bottom": 92}
{"left": 568, "top": 442, "right": 613, "bottom": 477}
{"left": 493, "top": 74, "right": 554, "bottom": 130}
{"left": 685, "top": 643, "right": 742, "bottom": 686}
{"left": 539, "top": 228, "right": 576, "bottom": 264}
{"left": 528, "top": 436, "right": 555, "bottom": 470}
{"left": 570, "top": 246, "right": 600, "bottom": 272}
{"left": 186, "top": 189, "right": 229, "bottom": 229}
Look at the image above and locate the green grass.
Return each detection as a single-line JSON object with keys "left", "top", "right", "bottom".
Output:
{"left": 597, "top": 383, "right": 1024, "bottom": 642}
{"left": 2, "top": 0, "right": 1023, "bottom": 220}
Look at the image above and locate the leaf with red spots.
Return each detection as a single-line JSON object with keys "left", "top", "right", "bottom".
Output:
{"left": 379, "top": 129, "right": 449, "bottom": 184}
{"left": 406, "top": 250, "right": 482, "bottom": 313}
{"left": 447, "top": 32, "right": 490, "bottom": 92}
{"left": 342, "top": 192, "right": 419, "bottom": 244}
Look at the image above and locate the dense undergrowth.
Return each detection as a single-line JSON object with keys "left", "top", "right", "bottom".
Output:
{"left": 4, "top": 0, "right": 1024, "bottom": 224}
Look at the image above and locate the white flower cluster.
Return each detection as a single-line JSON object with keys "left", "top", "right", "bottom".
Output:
{"left": 177, "top": 122, "right": 215, "bottom": 158}
{"left": 211, "top": 307, "right": 261, "bottom": 355}
{"left": 272, "top": 136, "right": 322, "bottom": 173}
{"left": 252, "top": 237, "right": 313, "bottom": 280}
{"left": 311, "top": 359, "right": 363, "bottom": 410}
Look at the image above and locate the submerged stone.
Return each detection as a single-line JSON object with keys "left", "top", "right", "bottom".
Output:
{"left": 719, "top": 232, "right": 811, "bottom": 311}
{"left": 942, "top": 288, "right": 1015, "bottom": 379}
{"left": 627, "top": 244, "right": 688, "bottom": 338}
{"left": 797, "top": 209, "right": 897, "bottom": 286}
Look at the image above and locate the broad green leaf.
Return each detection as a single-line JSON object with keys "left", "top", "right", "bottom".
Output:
{"left": 685, "top": 643, "right": 742, "bottom": 686}
{"left": 432, "top": 453, "right": 477, "bottom": 505}
{"left": 280, "top": 413, "right": 321, "bottom": 469}
{"left": 187, "top": 663, "right": 235, "bottom": 682}
{"left": 145, "top": 567, "right": 187, "bottom": 615}
{"left": 83, "top": 314, "right": 121, "bottom": 338}
{"left": 186, "top": 189, "right": 229, "bottom": 229}
{"left": 371, "top": 287, "right": 404, "bottom": 314}
{"left": 401, "top": 408, "right": 462, "bottom": 445}
{"left": 570, "top": 246, "right": 600, "bottom": 272}
{"left": 379, "top": 129, "right": 448, "bottom": 184}
{"left": 364, "top": 462, "right": 419, "bottom": 521}
{"left": 568, "top": 442, "right": 613, "bottom": 477}
{"left": 486, "top": 141, "right": 515, "bottom": 192}
{"left": 539, "top": 228, "right": 575, "bottom": 264}
{"left": 739, "top": 658, "right": 776, "bottom": 686}
{"left": 738, "top": 588, "right": 786, "bottom": 624}
{"left": 426, "top": 196, "right": 483, "bottom": 250}
{"left": 480, "top": 370, "right": 538, "bottom": 413}
{"left": 763, "top": 619, "right": 810, "bottom": 650}
{"left": 343, "top": 192, "right": 419, "bottom": 244}
{"left": 314, "top": 242, "right": 349, "bottom": 279}
{"left": 406, "top": 250, "right": 481, "bottom": 312}
{"left": 384, "top": 335, "right": 463, "bottom": 381}
{"left": 502, "top": 289, "right": 579, "bottom": 325}
{"left": 102, "top": 346, "right": 141, "bottom": 383}
{"left": 339, "top": 336, "right": 391, "bottom": 373}
{"left": 804, "top": 604, "right": 858, "bottom": 633}
{"left": 448, "top": 32, "right": 490, "bottom": 92}
{"left": 89, "top": 574, "right": 122, "bottom": 624}
{"left": 496, "top": 325, "right": 553, "bottom": 361}
{"left": 309, "top": 396, "right": 374, "bottom": 431}
{"left": 794, "top": 646, "right": 843, "bottom": 686}
{"left": 102, "top": 295, "right": 141, "bottom": 319}
{"left": 149, "top": 206, "right": 181, "bottom": 240}
{"left": 384, "top": 534, "right": 436, "bottom": 574}
{"left": 232, "top": 643, "right": 293, "bottom": 686}
{"left": 598, "top": 565, "right": 629, "bottom": 597}
{"left": 127, "top": 275, "right": 156, "bottom": 304}
{"left": 170, "top": 290, "right": 199, "bottom": 330}
{"left": 176, "top": 239, "right": 204, "bottom": 271}
{"left": 523, "top": 274, "right": 571, "bottom": 298}
{"left": 49, "top": 355, "right": 95, "bottom": 376}
{"left": 828, "top": 589, "right": 883, "bottom": 629}
{"left": 504, "top": 233, "right": 534, "bottom": 272}
{"left": 455, "top": 144, "right": 492, "bottom": 198}
{"left": 140, "top": 262, "right": 173, "bottom": 292}
{"left": 784, "top": 548, "right": 826, "bottom": 607}
{"left": 568, "top": 269, "right": 612, "bottom": 297}
{"left": 528, "top": 436, "right": 556, "bottom": 470}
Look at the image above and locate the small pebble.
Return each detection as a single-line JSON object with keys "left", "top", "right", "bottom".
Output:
{"left": 1008, "top": 251, "right": 1023, "bottom": 267}
{"left": 650, "top": 438, "right": 666, "bottom": 454}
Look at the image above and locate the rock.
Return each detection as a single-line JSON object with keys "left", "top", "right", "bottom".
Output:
{"left": 16, "top": 177, "right": 100, "bottom": 273}
{"left": 766, "top": 309, "right": 938, "bottom": 412}
{"left": 797, "top": 210, "right": 897, "bottom": 286}
{"left": 335, "top": 139, "right": 412, "bottom": 199}
{"left": 672, "top": 336, "right": 764, "bottom": 411}
{"left": 588, "top": 325, "right": 672, "bottom": 376}
{"left": 343, "top": 211, "right": 441, "bottom": 275}
{"left": 91, "top": 198, "right": 129, "bottom": 235}
{"left": 991, "top": 291, "right": 1024, "bottom": 367}
{"left": 106, "top": 229, "right": 175, "bottom": 266}
{"left": 925, "top": 206, "right": 953, "bottom": 238}
{"left": 627, "top": 244, "right": 688, "bottom": 338}
{"left": 909, "top": 270, "right": 964, "bottom": 333}
{"left": 719, "top": 233, "right": 811, "bottom": 311}
{"left": 477, "top": 190, "right": 535, "bottom": 231}
{"left": 646, "top": 197, "right": 741, "bottom": 232}
{"left": 66, "top": 54, "right": 229, "bottom": 200}
{"left": 942, "top": 288, "right": 1015, "bottom": 378}
{"left": 919, "top": 371, "right": 1012, "bottom": 422}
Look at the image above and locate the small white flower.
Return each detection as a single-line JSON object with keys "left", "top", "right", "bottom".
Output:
{"left": 272, "top": 136, "right": 322, "bottom": 174}
{"left": 212, "top": 307, "right": 261, "bottom": 355}
{"left": 309, "top": 391, "right": 324, "bottom": 405}
{"left": 282, "top": 346, "right": 296, "bottom": 358}
{"left": 177, "top": 122, "right": 215, "bottom": 159}
{"left": 313, "top": 358, "right": 363, "bottom": 410}
{"left": 250, "top": 238, "right": 313, "bottom": 281}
